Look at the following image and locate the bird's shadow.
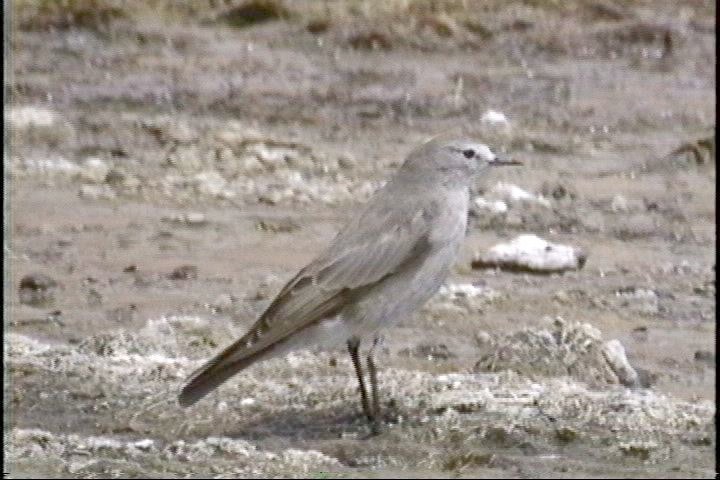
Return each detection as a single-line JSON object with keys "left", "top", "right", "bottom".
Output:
{"left": 223, "top": 403, "right": 409, "bottom": 442}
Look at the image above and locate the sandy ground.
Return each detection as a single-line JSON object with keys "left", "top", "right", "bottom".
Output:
{"left": 5, "top": 0, "right": 716, "bottom": 477}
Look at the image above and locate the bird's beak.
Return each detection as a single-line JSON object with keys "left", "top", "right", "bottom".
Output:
{"left": 489, "top": 153, "right": 522, "bottom": 166}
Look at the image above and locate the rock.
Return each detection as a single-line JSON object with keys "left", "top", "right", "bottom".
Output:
{"left": 6, "top": 106, "right": 57, "bottom": 128}
{"left": 169, "top": 265, "right": 198, "bottom": 280}
{"left": 337, "top": 154, "right": 356, "bottom": 170}
{"left": 19, "top": 273, "right": 58, "bottom": 306}
{"left": 78, "top": 157, "right": 110, "bottom": 183}
{"left": 193, "top": 171, "right": 232, "bottom": 198}
{"left": 399, "top": 343, "right": 455, "bottom": 361}
{"left": 426, "top": 282, "right": 502, "bottom": 314}
{"left": 161, "top": 212, "right": 208, "bottom": 227}
{"left": 480, "top": 109, "right": 511, "bottom": 132}
{"left": 613, "top": 287, "right": 659, "bottom": 315}
{"left": 635, "top": 367, "right": 658, "bottom": 388}
{"left": 104, "top": 168, "right": 127, "bottom": 187}
{"left": 630, "top": 326, "right": 649, "bottom": 342}
{"left": 475, "top": 331, "right": 493, "bottom": 345}
{"left": 105, "top": 304, "right": 137, "bottom": 323}
{"left": 86, "top": 288, "right": 103, "bottom": 307}
{"left": 487, "top": 182, "right": 551, "bottom": 208}
{"left": 474, "top": 317, "right": 642, "bottom": 388}
{"left": 255, "top": 218, "right": 300, "bottom": 233}
{"left": 211, "top": 293, "right": 237, "bottom": 313}
{"left": 79, "top": 184, "right": 116, "bottom": 200}
{"left": 473, "top": 197, "right": 508, "bottom": 214}
{"left": 693, "top": 350, "right": 715, "bottom": 365}
{"left": 602, "top": 339, "right": 639, "bottom": 387}
{"left": 611, "top": 194, "right": 629, "bottom": 213}
{"left": 185, "top": 212, "right": 207, "bottom": 225}
{"left": 472, "top": 234, "right": 587, "bottom": 273}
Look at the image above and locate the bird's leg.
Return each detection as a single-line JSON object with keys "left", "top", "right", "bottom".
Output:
{"left": 347, "top": 337, "right": 373, "bottom": 421}
{"left": 366, "top": 336, "right": 381, "bottom": 428}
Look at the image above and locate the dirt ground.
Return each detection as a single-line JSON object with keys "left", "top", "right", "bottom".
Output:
{"left": 5, "top": 0, "right": 716, "bottom": 478}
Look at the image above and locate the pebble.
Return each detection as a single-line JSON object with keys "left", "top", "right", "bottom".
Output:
{"left": 19, "top": 273, "right": 58, "bottom": 306}
{"left": 611, "top": 194, "right": 629, "bottom": 213}
{"left": 79, "top": 184, "right": 116, "bottom": 200}
{"left": 693, "top": 350, "right": 715, "bottom": 365}
{"left": 602, "top": 339, "right": 640, "bottom": 387}
{"left": 480, "top": 109, "right": 511, "bottom": 131}
{"left": 169, "top": 265, "right": 198, "bottom": 280}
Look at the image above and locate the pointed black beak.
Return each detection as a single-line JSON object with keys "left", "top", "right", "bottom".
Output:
{"left": 489, "top": 154, "right": 522, "bottom": 166}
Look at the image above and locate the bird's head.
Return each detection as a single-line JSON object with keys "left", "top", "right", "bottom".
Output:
{"left": 400, "top": 138, "right": 521, "bottom": 185}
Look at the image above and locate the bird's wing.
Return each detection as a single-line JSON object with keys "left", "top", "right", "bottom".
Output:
{"left": 179, "top": 203, "right": 434, "bottom": 406}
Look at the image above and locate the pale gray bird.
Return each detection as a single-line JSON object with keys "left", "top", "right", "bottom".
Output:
{"left": 178, "top": 137, "right": 520, "bottom": 429}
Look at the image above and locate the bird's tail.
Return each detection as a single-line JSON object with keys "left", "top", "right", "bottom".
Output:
{"left": 178, "top": 339, "right": 274, "bottom": 407}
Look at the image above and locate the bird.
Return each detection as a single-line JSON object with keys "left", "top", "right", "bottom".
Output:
{"left": 178, "top": 137, "right": 521, "bottom": 430}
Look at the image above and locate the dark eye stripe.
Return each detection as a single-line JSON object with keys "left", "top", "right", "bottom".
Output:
{"left": 463, "top": 149, "right": 475, "bottom": 159}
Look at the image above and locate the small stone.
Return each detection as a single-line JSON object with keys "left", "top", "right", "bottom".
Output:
{"left": 614, "top": 287, "right": 659, "bottom": 315}
{"left": 488, "top": 182, "right": 551, "bottom": 208}
{"left": 475, "top": 331, "right": 493, "bottom": 345}
{"left": 86, "top": 288, "right": 103, "bottom": 307}
{"left": 104, "top": 168, "right": 126, "bottom": 187}
{"left": 400, "top": 343, "right": 455, "bottom": 361}
{"left": 611, "top": 194, "right": 629, "bottom": 213}
{"left": 194, "top": 171, "right": 228, "bottom": 197}
{"left": 480, "top": 109, "right": 511, "bottom": 131}
{"left": 130, "top": 439, "right": 155, "bottom": 451}
{"left": 635, "top": 367, "right": 658, "bottom": 388}
{"left": 211, "top": 293, "right": 237, "bottom": 313}
{"left": 337, "top": 154, "right": 356, "bottom": 170}
{"left": 473, "top": 197, "right": 508, "bottom": 214}
{"left": 630, "top": 326, "right": 649, "bottom": 342}
{"left": 78, "top": 157, "right": 110, "bottom": 183}
{"left": 79, "top": 184, "right": 116, "bottom": 200}
{"left": 602, "top": 339, "right": 639, "bottom": 387}
{"left": 185, "top": 212, "right": 207, "bottom": 225}
{"left": 19, "top": 273, "right": 58, "bottom": 306}
{"left": 693, "top": 350, "right": 715, "bottom": 364}
{"left": 169, "top": 265, "right": 198, "bottom": 280}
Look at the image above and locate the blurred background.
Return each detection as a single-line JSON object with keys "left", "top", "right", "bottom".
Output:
{"left": 6, "top": 0, "right": 716, "bottom": 478}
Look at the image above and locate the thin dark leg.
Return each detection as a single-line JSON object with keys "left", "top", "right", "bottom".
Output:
{"left": 367, "top": 342, "right": 381, "bottom": 421}
{"left": 347, "top": 337, "right": 373, "bottom": 421}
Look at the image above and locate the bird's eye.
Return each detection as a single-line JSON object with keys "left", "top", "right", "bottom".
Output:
{"left": 462, "top": 149, "right": 475, "bottom": 159}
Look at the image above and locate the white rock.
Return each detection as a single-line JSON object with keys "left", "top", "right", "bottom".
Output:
{"left": 480, "top": 109, "right": 510, "bottom": 129}
{"left": 17, "top": 156, "right": 80, "bottom": 174}
{"left": 602, "top": 339, "right": 640, "bottom": 387}
{"left": 488, "top": 182, "right": 551, "bottom": 207}
{"left": 438, "top": 283, "right": 493, "bottom": 299}
{"left": 611, "top": 194, "right": 629, "bottom": 213}
{"left": 473, "top": 196, "right": 508, "bottom": 214}
{"left": 7, "top": 106, "right": 57, "bottom": 128}
{"left": 194, "top": 171, "right": 229, "bottom": 197}
{"left": 473, "top": 234, "right": 587, "bottom": 273}
{"left": 79, "top": 157, "right": 109, "bottom": 183}
{"left": 130, "top": 439, "right": 155, "bottom": 451}
{"left": 79, "top": 184, "right": 116, "bottom": 200}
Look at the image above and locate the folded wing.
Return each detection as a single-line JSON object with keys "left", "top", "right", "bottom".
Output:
{"left": 178, "top": 205, "right": 433, "bottom": 406}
